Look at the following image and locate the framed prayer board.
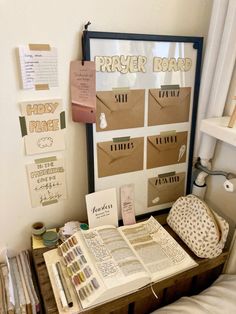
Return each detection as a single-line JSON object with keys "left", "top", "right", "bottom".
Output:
{"left": 84, "top": 31, "right": 203, "bottom": 218}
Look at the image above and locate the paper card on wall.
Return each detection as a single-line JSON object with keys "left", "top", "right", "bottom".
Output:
{"left": 85, "top": 188, "right": 118, "bottom": 228}
{"left": 18, "top": 44, "right": 58, "bottom": 90}
{"left": 19, "top": 99, "right": 66, "bottom": 155}
{"left": 70, "top": 60, "right": 96, "bottom": 123}
{"left": 26, "top": 156, "right": 67, "bottom": 208}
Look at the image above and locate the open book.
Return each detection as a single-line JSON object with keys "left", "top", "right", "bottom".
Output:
{"left": 44, "top": 216, "right": 197, "bottom": 312}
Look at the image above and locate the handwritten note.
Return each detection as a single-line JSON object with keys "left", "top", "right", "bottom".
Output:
{"left": 19, "top": 99, "right": 65, "bottom": 155}
{"left": 26, "top": 157, "right": 67, "bottom": 207}
{"left": 18, "top": 44, "right": 58, "bottom": 90}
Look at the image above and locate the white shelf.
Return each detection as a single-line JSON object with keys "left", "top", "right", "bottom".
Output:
{"left": 200, "top": 116, "right": 236, "bottom": 147}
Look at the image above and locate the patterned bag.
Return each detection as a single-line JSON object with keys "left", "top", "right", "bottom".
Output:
{"left": 167, "top": 194, "right": 229, "bottom": 258}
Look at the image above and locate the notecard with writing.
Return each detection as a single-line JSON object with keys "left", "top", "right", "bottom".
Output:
{"left": 18, "top": 44, "right": 58, "bottom": 90}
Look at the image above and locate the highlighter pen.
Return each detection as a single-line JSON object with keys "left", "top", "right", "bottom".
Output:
{"left": 51, "top": 263, "right": 68, "bottom": 309}
{"left": 56, "top": 262, "right": 73, "bottom": 307}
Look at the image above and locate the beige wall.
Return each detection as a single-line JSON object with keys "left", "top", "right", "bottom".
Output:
{"left": 0, "top": 0, "right": 213, "bottom": 253}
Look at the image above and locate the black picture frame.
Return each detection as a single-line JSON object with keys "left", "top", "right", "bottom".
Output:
{"left": 84, "top": 30, "right": 203, "bottom": 219}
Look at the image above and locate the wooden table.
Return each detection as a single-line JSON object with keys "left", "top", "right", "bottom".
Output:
{"left": 32, "top": 214, "right": 229, "bottom": 314}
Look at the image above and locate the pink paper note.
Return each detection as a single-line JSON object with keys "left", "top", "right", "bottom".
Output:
{"left": 70, "top": 61, "right": 96, "bottom": 123}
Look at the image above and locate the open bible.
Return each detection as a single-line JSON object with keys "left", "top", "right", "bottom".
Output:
{"left": 44, "top": 216, "right": 197, "bottom": 312}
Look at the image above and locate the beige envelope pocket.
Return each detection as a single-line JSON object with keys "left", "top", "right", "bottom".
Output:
{"left": 148, "top": 87, "right": 191, "bottom": 126}
{"left": 97, "top": 137, "right": 144, "bottom": 177}
{"left": 96, "top": 89, "right": 145, "bottom": 131}
{"left": 148, "top": 172, "right": 185, "bottom": 207}
{"left": 147, "top": 131, "right": 188, "bottom": 169}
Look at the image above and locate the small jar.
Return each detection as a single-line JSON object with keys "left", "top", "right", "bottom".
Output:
{"left": 32, "top": 222, "right": 46, "bottom": 239}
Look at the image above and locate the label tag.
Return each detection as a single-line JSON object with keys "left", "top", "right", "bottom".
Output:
{"left": 70, "top": 61, "right": 96, "bottom": 123}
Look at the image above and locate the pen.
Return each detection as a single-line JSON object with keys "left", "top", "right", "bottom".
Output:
{"left": 56, "top": 261, "right": 73, "bottom": 307}
{"left": 51, "top": 263, "right": 68, "bottom": 309}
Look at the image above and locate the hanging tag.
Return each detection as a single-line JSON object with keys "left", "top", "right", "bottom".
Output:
{"left": 70, "top": 60, "right": 96, "bottom": 123}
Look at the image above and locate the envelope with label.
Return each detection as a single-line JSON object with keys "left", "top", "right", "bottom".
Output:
{"left": 148, "top": 86, "right": 191, "bottom": 126}
{"left": 148, "top": 172, "right": 185, "bottom": 207}
{"left": 96, "top": 89, "right": 145, "bottom": 132}
{"left": 97, "top": 137, "right": 144, "bottom": 177}
{"left": 147, "top": 131, "right": 188, "bottom": 169}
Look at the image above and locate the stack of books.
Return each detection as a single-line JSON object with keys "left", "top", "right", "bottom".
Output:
{"left": 0, "top": 250, "right": 40, "bottom": 314}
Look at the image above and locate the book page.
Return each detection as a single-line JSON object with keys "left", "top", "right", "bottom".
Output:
{"left": 82, "top": 225, "right": 148, "bottom": 288}
{"left": 57, "top": 231, "right": 107, "bottom": 310}
{"left": 119, "top": 216, "right": 197, "bottom": 282}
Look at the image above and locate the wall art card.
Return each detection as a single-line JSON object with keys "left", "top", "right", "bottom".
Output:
{"left": 18, "top": 44, "right": 58, "bottom": 90}
{"left": 19, "top": 99, "right": 66, "bottom": 155}
{"left": 85, "top": 188, "right": 118, "bottom": 228}
{"left": 26, "top": 156, "right": 67, "bottom": 207}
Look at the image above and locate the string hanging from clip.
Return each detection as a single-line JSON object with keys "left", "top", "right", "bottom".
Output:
{"left": 82, "top": 21, "right": 91, "bottom": 66}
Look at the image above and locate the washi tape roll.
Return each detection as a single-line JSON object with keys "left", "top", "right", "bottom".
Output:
{"left": 42, "top": 231, "right": 59, "bottom": 247}
{"left": 32, "top": 222, "right": 46, "bottom": 238}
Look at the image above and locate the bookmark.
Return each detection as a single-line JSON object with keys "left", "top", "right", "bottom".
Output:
{"left": 120, "top": 184, "right": 136, "bottom": 225}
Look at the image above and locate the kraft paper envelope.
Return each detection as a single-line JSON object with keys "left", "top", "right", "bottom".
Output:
{"left": 97, "top": 137, "right": 144, "bottom": 177}
{"left": 148, "top": 172, "right": 185, "bottom": 207}
{"left": 148, "top": 87, "right": 191, "bottom": 126}
{"left": 96, "top": 89, "right": 145, "bottom": 131}
{"left": 147, "top": 131, "right": 188, "bottom": 169}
